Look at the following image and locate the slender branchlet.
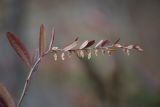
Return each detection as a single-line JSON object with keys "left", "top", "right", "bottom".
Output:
{"left": 6, "top": 24, "right": 143, "bottom": 107}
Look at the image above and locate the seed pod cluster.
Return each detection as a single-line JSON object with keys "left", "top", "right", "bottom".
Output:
{"left": 50, "top": 38, "right": 143, "bottom": 61}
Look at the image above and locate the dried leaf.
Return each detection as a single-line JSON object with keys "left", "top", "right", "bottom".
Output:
{"left": 39, "top": 24, "right": 46, "bottom": 57}
{"left": 0, "top": 83, "right": 15, "bottom": 107}
{"left": 126, "top": 45, "right": 134, "bottom": 49}
{"left": 84, "top": 40, "right": 95, "bottom": 48}
{"left": 79, "top": 40, "right": 89, "bottom": 49}
{"left": 94, "top": 49, "right": 98, "bottom": 56}
{"left": 6, "top": 32, "right": 32, "bottom": 68}
{"left": 134, "top": 45, "right": 143, "bottom": 51}
{"left": 123, "top": 48, "right": 130, "bottom": 56}
{"left": 80, "top": 50, "right": 85, "bottom": 58}
{"left": 101, "top": 40, "right": 111, "bottom": 47}
{"left": 74, "top": 37, "right": 79, "bottom": 41}
{"left": 95, "top": 40, "right": 103, "bottom": 48}
{"left": 114, "top": 38, "right": 120, "bottom": 44}
{"left": 63, "top": 37, "right": 79, "bottom": 51}
{"left": 114, "top": 44, "right": 123, "bottom": 48}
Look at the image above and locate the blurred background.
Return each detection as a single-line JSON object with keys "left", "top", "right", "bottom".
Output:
{"left": 0, "top": 0, "right": 160, "bottom": 107}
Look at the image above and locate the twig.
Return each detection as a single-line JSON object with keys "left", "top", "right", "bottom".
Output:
{"left": 17, "top": 43, "right": 53, "bottom": 107}
{"left": 17, "top": 58, "right": 41, "bottom": 107}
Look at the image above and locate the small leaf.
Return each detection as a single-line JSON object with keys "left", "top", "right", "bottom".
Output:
{"left": 101, "top": 40, "right": 111, "bottom": 47}
{"left": 114, "top": 44, "right": 123, "bottom": 48}
{"left": 84, "top": 40, "right": 95, "bottom": 48}
{"left": 134, "top": 45, "right": 143, "bottom": 52}
{"left": 6, "top": 32, "right": 32, "bottom": 68}
{"left": 74, "top": 37, "right": 79, "bottom": 41}
{"left": 126, "top": 45, "right": 134, "bottom": 49}
{"left": 95, "top": 40, "right": 103, "bottom": 48}
{"left": 79, "top": 40, "right": 95, "bottom": 49}
{"left": 79, "top": 40, "right": 89, "bottom": 49}
{"left": 0, "top": 83, "right": 16, "bottom": 107}
{"left": 39, "top": 24, "right": 46, "bottom": 57}
{"left": 63, "top": 37, "right": 79, "bottom": 51}
{"left": 114, "top": 38, "right": 120, "bottom": 44}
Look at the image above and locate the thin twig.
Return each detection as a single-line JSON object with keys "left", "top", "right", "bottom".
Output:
{"left": 18, "top": 58, "right": 41, "bottom": 107}
{"left": 17, "top": 48, "right": 52, "bottom": 107}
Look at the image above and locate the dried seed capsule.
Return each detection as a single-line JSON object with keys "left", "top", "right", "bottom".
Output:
{"left": 101, "top": 49, "right": 105, "bottom": 55}
{"left": 53, "top": 53, "right": 58, "bottom": 61}
{"left": 80, "top": 50, "right": 84, "bottom": 58}
{"left": 88, "top": 52, "right": 92, "bottom": 59}
{"left": 52, "top": 47, "right": 58, "bottom": 50}
{"left": 94, "top": 49, "right": 98, "bottom": 56}
{"left": 67, "top": 51, "right": 71, "bottom": 58}
{"left": 107, "top": 51, "right": 111, "bottom": 56}
{"left": 61, "top": 53, "right": 65, "bottom": 60}
{"left": 123, "top": 48, "right": 130, "bottom": 56}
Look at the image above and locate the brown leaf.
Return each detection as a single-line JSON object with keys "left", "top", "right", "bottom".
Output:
{"left": 95, "top": 40, "right": 103, "bottom": 48}
{"left": 0, "top": 83, "right": 16, "bottom": 107}
{"left": 6, "top": 32, "right": 32, "bottom": 68}
{"left": 134, "top": 45, "right": 143, "bottom": 52}
{"left": 63, "top": 37, "right": 79, "bottom": 51}
{"left": 101, "top": 40, "right": 111, "bottom": 47}
{"left": 79, "top": 40, "right": 89, "bottom": 49}
{"left": 114, "top": 38, "right": 120, "bottom": 44}
{"left": 39, "top": 24, "right": 46, "bottom": 57}
{"left": 126, "top": 45, "right": 134, "bottom": 49}
{"left": 79, "top": 40, "right": 95, "bottom": 49}
{"left": 114, "top": 44, "right": 123, "bottom": 48}
{"left": 74, "top": 37, "right": 79, "bottom": 41}
{"left": 123, "top": 48, "right": 130, "bottom": 56}
{"left": 84, "top": 40, "right": 95, "bottom": 48}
